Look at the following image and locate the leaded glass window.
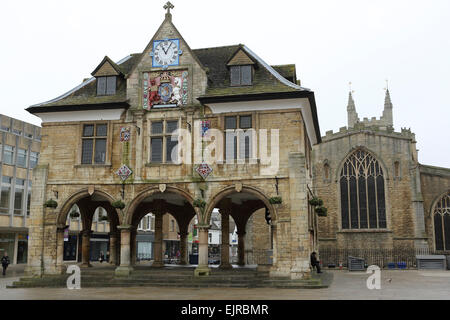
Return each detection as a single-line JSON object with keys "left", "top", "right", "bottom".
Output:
{"left": 97, "top": 76, "right": 116, "bottom": 96}
{"left": 81, "top": 123, "right": 107, "bottom": 164}
{"left": 149, "top": 119, "right": 179, "bottom": 163}
{"left": 224, "top": 115, "right": 253, "bottom": 161}
{"left": 230, "top": 65, "right": 253, "bottom": 86}
{"left": 434, "top": 191, "right": 450, "bottom": 251}
{"left": 340, "top": 150, "right": 387, "bottom": 229}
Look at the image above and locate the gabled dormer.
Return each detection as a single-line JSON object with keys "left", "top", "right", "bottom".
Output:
{"left": 91, "top": 56, "right": 124, "bottom": 96}
{"left": 226, "top": 46, "right": 257, "bottom": 86}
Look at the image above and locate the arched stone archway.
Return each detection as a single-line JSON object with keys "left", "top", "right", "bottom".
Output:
{"left": 205, "top": 185, "right": 277, "bottom": 224}
{"left": 115, "top": 186, "right": 196, "bottom": 276}
{"left": 205, "top": 185, "right": 276, "bottom": 269}
{"left": 55, "top": 188, "right": 122, "bottom": 270}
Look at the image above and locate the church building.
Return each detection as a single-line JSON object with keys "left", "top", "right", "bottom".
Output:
{"left": 313, "top": 89, "right": 450, "bottom": 264}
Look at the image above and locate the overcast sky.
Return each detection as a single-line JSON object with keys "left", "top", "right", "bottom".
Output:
{"left": 1, "top": 0, "right": 449, "bottom": 167}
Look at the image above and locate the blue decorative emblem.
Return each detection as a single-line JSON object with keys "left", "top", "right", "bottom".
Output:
{"left": 158, "top": 83, "right": 173, "bottom": 103}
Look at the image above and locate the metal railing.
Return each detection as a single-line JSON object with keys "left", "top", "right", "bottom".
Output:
{"left": 318, "top": 247, "right": 438, "bottom": 269}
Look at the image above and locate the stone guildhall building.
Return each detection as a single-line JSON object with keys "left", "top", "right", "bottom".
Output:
{"left": 22, "top": 3, "right": 449, "bottom": 280}
{"left": 25, "top": 3, "right": 321, "bottom": 279}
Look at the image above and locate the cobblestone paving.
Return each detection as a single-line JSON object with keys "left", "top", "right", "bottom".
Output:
{"left": 0, "top": 269, "right": 449, "bottom": 300}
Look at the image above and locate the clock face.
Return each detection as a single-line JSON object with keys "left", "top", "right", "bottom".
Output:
{"left": 151, "top": 39, "right": 182, "bottom": 68}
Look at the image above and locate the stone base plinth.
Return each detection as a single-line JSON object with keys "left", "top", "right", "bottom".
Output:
{"left": 114, "top": 266, "right": 134, "bottom": 277}
{"left": 194, "top": 266, "right": 210, "bottom": 277}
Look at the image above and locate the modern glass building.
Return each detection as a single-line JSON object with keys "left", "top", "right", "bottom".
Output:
{"left": 0, "top": 114, "right": 41, "bottom": 264}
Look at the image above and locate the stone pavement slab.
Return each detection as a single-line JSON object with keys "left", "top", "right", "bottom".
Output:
{"left": 0, "top": 270, "right": 449, "bottom": 300}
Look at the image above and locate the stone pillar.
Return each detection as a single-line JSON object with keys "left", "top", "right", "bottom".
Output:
{"left": 219, "top": 210, "right": 232, "bottom": 269}
{"left": 109, "top": 232, "right": 118, "bottom": 265}
{"left": 237, "top": 231, "right": 246, "bottom": 266}
{"left": 24, "top": 165, "right": 48, "bottom": 277}
{"left": 179, "top": 231, "right": 188, "bottom": 265}
{"left": 194, "top": 226, "right": 210, "bottom": 276}
{"left": 55, "top": 227, "right": 66, "bottom": 274}
{"left": 152, "top": 212, "right": 164, "bottom": 267}
{"left": 134, "top": 111, "right": 144, "bottom": 181}
{"left": 80, "top": 230, "right": 92, "bottom": 268}
{"left": 114, "top": 226, "right": 133, "bottom": 277}
{"left": 130, "top": 228, "right": 137, "bottom": 266}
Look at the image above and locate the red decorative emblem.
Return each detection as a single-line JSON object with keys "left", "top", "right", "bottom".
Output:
{"left": 196, "top": 163, "right": 213, "bottom": 180}
{"left": 116, "top": 164, "right": 132, "bottom": 181}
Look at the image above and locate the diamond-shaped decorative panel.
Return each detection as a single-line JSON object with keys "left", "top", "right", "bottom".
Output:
{"left": 196, "top": 163, "right": 212, "bottom": 180}
{"left": 116, "top": 164, "right": 132, "bottom": 181}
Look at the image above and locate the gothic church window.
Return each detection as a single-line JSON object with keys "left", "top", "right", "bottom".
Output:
{"left": 340, "top": 149, "right": 387, "bottom": 229}
{"left": 324, "top": 163, "right": 330, "bottom": 180}
{"left": 394, "top": 161, "right": 400, "bottom": 179}
{"left": 434, "top": 191, "right": 450, "bottom": 251}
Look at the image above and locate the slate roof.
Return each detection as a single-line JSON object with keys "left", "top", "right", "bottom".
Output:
{"left": 27, "top": 45, "right": 307, "bottom": 111}
{"left": 192, "top": 44, "right": 307, "bottom": 98}
{"left": 27, "top": 54, "right": 141, "bottom": 112}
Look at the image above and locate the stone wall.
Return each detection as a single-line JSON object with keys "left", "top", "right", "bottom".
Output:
{"left": 313, "top": 127, "right": 424, "bottom": 251}
{"left": 419, "top": 165, "right": 450, "bottom": 250}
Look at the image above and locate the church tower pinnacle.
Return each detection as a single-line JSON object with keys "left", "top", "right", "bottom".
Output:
{"left": 347, "top": 84, "right": 359, "bottom": 128}
{"left": 382, "top": 85, "right": 394, "bottom": 128}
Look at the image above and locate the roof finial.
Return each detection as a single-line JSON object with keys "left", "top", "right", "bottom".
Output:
{"left": 164, "top": 1, "right": 174, "bottom": 17}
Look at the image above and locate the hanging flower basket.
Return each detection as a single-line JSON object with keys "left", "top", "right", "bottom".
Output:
{"left": 315, "top": 206, "right": 328, "bottom": 217}
{"left": 193, "top": 199, "right": 206, "bottom": 209}
{"left": 269, "top": 197, "right": 282, "bottom": 204}
{"left": 69, "top": 210, "right": 80, "bottom": 219}
{"left": 111, "top": 200, "right": 126, "bottom": 210}
{"left": 99, "top": 215, "right": 109, "bottom": 222}
{"left": 43, "top": 199, "right": 58, "bottom": 208}
{"left": 309, "top": 197, "right": 323, "bottom": 207}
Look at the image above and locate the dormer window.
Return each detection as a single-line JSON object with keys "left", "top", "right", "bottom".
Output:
{"left": 97, "top": 76, "right": 116, "bottom": 96}
{"left": 230, "top": 65, "right": 252, "bottom": 86}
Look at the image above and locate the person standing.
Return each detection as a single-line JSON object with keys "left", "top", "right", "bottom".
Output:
{"left": 1, "top": 252, "right": 10, "bottom": 276}
{"left": 99, "top": 251, "right": 105, "bottom": 263}
{"left": 310, "top": 251, "right": 322, "bottom": 274}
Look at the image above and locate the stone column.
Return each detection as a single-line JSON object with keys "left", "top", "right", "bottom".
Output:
{"left": 55, "top": 227, "right": 66, "bottom": 274}
{"left": 114, "top": 226, "right": 133, "bottom": 277}
{"left": 152, "top": 212, "right": 164, "bottom": 267}
{"left": 80, "top": 230, "right": 92, "bottom": 268}
{"left": 194, "top": 225, "right": 210, "bottom": 276}
{"left": 109, "top": 232, "right": 118, "bottom": 265}
{"left": 134, "top": 111, "right": 144, "bottom": 181}
{"left": 130, "top": 228, "right": 137, "bottom": 266}
{"left": 237, "top": 231, "right": 246, "bottom": 266}
{"left": 179, "top": 231, "right": 188, "bottom": 265}
{"left": 219, "top": 210, "right": 232, "bottom": 269}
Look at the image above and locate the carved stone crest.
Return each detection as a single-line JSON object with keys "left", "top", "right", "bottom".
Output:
{"left": 159, "top": 184, "right": 166, "bottom": 193}
{"left": 88, "top": 185, "right": 95, "bottom": 196}
{"left": 235, "top": 182, "right": 243, "bottom": 193}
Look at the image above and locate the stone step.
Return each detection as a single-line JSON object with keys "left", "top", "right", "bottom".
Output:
{"left": 8, "top": 271, "right": 330, "bottom": 289}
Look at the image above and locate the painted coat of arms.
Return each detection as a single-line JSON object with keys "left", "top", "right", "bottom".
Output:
{"left": 116, "top": 164, "right": 133, "bottom": 181}
{"left": 201, "top": 120, "right": 210, "bottom": 137}
{"left": 120, "top": 127, "right": 131, "bottom": 142}
{"left": 196, "top": 163, "right": 213, "bottom": 180}
{"left": 143, "top": 70, "right": 188, "bottom": 110}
